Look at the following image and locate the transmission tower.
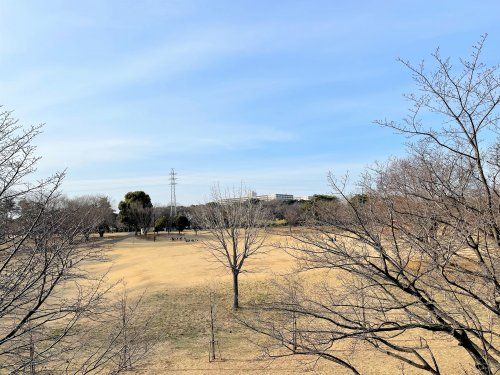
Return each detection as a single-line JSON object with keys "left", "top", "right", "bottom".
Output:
{"left": 169, "top": 168, "right": 177, "bottom": 217}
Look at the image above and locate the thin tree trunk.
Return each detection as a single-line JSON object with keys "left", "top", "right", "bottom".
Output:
{"left": 232, "top": 271, "right": 239, "bottom": 309}
{"left": 209, "top": 302, "right": 216, "bottom": 361}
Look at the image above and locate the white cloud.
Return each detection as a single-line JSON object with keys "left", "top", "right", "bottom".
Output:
{"left": 35, "top": 137, "right": 155, "bottom": 169}
{"left": 33, "top": 121, "right": 296, "bottom": 170}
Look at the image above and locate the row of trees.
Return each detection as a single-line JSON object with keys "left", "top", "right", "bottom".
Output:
{"left": 103, "top": 192, "right": 339, "bottom": 237}
{"left": 117, "top": 192, "right": 191, "bottom": 235}
{"left": 115, "top": 191, "right": 348, "bottom": 234}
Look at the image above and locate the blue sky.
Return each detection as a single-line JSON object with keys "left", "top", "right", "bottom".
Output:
{"left": 1, "top": 1, "right": 499, "bottom": 206}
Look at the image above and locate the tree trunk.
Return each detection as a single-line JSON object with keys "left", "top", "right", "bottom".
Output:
{"left": 453, "top": 330, "right": 495, "bottom": 375}
{"left": 232, "top": 271, "right": 239, "bottom": 309}
{"left": 209, "top": 302, "right": 216, "bottom": 361}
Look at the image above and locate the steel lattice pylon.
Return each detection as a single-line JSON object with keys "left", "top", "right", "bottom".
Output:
{"left": 169, "top": 168, "right": 177, "bottom": 217}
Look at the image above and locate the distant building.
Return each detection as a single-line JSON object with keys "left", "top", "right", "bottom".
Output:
{"left": 295, "top": 195, "right": 311, "bottom": 201}
{"left": 255, "top": 193, "right": 294, "bottom": 201}
{"left": 220, "top": 191, "right": 296, "bottom": 203}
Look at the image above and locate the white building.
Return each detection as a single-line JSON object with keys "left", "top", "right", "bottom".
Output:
{"left": 255, "top": 193, "right": 294, "bottom": 201}
{"left": 295, "top": 195, "right": 312, "bottom": 201}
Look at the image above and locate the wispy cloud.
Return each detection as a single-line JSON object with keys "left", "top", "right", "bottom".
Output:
{"left": 35, "top": 122, "right": 295, "bottom": 170}
{"left": 1, "top": 1, "right": 498, "bottom": 204}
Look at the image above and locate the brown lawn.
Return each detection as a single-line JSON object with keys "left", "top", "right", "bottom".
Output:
{"left": 84, "top": 231, "right": 472, "bottom": 374}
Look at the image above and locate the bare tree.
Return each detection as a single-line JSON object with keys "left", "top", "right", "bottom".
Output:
{"left": 283, "top": 203, "right": 304, "bottom": 227}
{"left": 0, "top": 109, "right": 153, "bottom": 372}
{"left": 245, "top": 37, "right": 499, "bottom": 374}
{"left": 58, "top": 195, "right": 115, "bottom": 241}
{"left": 106, "top": 287, "right": 155, "bottom": 373}
{"left": 195, "top": 187, "right": 269, "bottom": 309}
{"left": 94, "top": 196, "right": 115, "bottom": 237}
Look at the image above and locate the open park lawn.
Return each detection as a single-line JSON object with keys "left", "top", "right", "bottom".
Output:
{"left": 85, "top": 231, "right": 470, "bottom": 374}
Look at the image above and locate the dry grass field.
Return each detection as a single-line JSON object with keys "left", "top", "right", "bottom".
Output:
{"left": 85, "top": 231, "right": 472, "bottom": 374}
